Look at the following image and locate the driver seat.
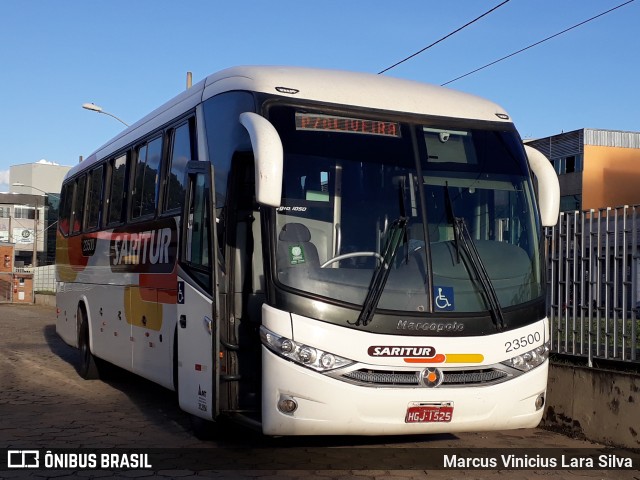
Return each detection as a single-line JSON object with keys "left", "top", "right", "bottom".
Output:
{"left": 277, "top": 223, "right": 320, "bottom": 269}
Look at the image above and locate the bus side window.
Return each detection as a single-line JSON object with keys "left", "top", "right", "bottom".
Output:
{"left": 106, "top": 154, "right": 128, "bottom": 225}
{"left": 59, "top": 182, "right": 73, "bottom": 236}
{"left": 85, "top": 165, "right": 104, "bottom": 230}
{"left": 131, "top": 136, "right": 162, "bottom": 220}
{"left": 71, "top": 174, "right": 87, "bottom": 235}
{"left": 164, "top": 121, "right": 192, "bottom": 212}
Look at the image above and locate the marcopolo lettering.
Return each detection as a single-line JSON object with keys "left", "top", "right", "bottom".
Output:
{"left": 110, "top": 218, "right": 176, "bottom": 274}
{"left": 396, "top": 320, "right": 464, "bottom": 332}
{"left": 368, "top": 346, "right": 435, "bottom": 357}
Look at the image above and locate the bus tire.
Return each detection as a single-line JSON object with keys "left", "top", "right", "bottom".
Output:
{"left": 190, "top": 415, "right": 218, "bottom": 441}
{"left": 78, "top": 305, "right": 100, "bottom": 380}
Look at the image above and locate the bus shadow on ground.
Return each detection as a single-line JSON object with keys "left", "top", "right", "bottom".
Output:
{"left": 43, "top": 323, "right": 457, "bottom": 449}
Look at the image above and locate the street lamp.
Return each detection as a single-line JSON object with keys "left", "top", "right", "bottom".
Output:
{"left": 11, "top": 182, "right": 60, "bottom": 199}
{"left": 82, "top": 102, "right": 129, "bottom": 127}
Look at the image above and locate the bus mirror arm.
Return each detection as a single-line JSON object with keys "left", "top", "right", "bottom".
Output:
{"left": 524, "top": 145, "right": 560, "bottom": 227}
{"left": 239, "top": 112, "right": 284, "bottom": 207}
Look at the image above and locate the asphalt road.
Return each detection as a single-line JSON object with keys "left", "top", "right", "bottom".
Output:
{"left": 0, "top": 303, "right": 638, "bottom": 479}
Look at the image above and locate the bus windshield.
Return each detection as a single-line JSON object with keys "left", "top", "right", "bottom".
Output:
{"left": 268, "top": 105, "right": 542, "bottom": 315}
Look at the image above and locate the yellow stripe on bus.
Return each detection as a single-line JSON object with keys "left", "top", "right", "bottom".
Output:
{"left": 444, "top": 354, "right": 484, "bottom": 363}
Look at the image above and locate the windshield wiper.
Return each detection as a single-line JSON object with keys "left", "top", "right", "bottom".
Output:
{"left": 444, "top": 184, "right": 505, "bottom": 331}
{"left": 355, "top": 217, "right": 408, "bottom": 327}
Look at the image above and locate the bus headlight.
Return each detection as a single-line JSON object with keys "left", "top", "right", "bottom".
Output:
{"left": 260, "top": 326, "right": 354, "bottom": 372}
{"left": 502, "top": 341, "right": 550, "bottom": 371}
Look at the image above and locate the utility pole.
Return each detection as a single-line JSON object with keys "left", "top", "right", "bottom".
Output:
{"left": 32, "top": 197, "right": 38, "bottom": 268}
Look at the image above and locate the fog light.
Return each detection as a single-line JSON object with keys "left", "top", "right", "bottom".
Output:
{"left": 277, "top": 397, "right": 298, "bottom": 414}
{"left": 535, "top": 393, "right": 545, "bottom": 411}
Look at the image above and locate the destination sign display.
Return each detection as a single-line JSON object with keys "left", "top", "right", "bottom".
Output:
{"left": 295, "top": 113, "right": 400, "bottom": 137}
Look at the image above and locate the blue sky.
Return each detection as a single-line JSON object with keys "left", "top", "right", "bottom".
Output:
{"left": 1, "top": 0, "right": 638, "bottom": 191}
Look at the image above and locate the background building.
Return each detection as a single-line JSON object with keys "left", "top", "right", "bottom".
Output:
{"left": 0, "top": 192, "right": 48, "bottom": 266}
{"left": 0, "top": 241, "right": 33, "bottom": 302}
{"left": 10, "top": 162, "right": 70, "bottom": 197}
{"left": 0, "top": 162, "right": 71, "bottom": 266}
{"left": 526, "top": 128, "right": 640, "bottom": 212}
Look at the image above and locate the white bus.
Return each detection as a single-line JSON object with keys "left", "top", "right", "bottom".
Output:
{"left": 56, "top": 66, "right": 559, "bottom": 436}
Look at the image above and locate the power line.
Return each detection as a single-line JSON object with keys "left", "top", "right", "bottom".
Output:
{"left": 441, "top": 0, "right": 635, "bottom": 86}
{"left": 377, "top": 0, "right": 511, "bottom": 75}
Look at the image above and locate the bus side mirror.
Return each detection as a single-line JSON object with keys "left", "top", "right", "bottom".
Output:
{"left": 524, "top": 145, "right": 560, "bottom": 227}
{"left": 239, "top": 112, "right": 283, "bottom": 207}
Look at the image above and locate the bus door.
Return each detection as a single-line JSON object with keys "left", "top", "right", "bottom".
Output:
{"left": 176, "top": 161, "right": 219, "bottom": 420}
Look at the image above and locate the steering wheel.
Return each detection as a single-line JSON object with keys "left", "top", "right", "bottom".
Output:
{"left": 320, "top": 252, "right": 386, "bottom": 268}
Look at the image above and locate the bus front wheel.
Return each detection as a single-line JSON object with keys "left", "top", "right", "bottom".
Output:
{"left": 78, "top": 305, "right": 100, "bottom": 380}
{"left": 190, "top": 415, "right": 219, "bottom": 441}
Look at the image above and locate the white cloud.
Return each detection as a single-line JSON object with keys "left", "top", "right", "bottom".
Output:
{"left": 36, "top": 159, "right": 59, "bottom": 165}
{"left": 0, "top": 169, "right": 9, "bottom": 190}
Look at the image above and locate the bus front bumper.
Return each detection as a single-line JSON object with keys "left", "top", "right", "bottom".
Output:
{"left": 261, "top": 347, "right": 547, "bottom": 436}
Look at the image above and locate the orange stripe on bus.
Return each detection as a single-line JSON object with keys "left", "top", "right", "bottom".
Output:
{"left": 403, "top": 354, "right": 446, "bottom": 363}
{"left": 403, "top": 353, "right": 484, "bottom": 364}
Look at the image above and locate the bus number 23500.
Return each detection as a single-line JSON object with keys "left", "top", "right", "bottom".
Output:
{"left": 504, "top": 331, "right": 541, "bottom": 353}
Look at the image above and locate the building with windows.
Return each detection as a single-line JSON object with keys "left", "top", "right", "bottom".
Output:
{"left": 526, "top": 128, "right": 640, "bottom": 212}
{"left": 0, "top": 192, "right": 48, "bottom": 266}
{"left": 0, "top": 162, "right": 71, "bottom": 266}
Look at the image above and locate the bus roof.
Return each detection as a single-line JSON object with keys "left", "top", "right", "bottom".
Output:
{"left": 68, "top": 66, "right": 512, "bottom": 180}
{"left": 203, "top": 66, "right": 510, "bottom": 121}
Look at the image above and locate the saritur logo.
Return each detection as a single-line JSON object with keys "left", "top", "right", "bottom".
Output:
{"left": 109, "top": 217, "right": 177, "bottom": 274}
{"left": 367, "top": 346, "right": 436, "bottom": 357}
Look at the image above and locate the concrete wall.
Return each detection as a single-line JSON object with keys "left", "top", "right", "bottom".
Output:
{"left": 35, "top": 292, "right": 56, "bottom": 306}
{"left": 544, "top": 362, "right": 640, "bottom": 448}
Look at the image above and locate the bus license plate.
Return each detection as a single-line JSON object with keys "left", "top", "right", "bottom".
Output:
{"left": 405, "top": 402, "right": 453, "bottom": 423}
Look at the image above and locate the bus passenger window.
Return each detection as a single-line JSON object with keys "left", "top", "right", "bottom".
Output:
{"left": 107, "top": 154, "right": 128, "bottom": 225}
{"left": 165, "top": 122, "right": 191, "bottom": 212}
{"left": 132, "top": 136, "right": 162, "bottom": 219}
{"left": 71, "top": 175, "right": 87, "bottom": 235}
{"left": 59, "top": 182, "right": 73, "bottom": 236}
{"left": 86, "top": 165, "right": 104, "bottom": 230}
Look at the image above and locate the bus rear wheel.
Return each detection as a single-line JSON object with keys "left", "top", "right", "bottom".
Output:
{"left": 78, "top": 305, "right": 100, "bottom": 380}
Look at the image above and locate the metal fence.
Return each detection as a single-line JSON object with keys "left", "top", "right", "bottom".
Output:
{"left": 546, "top": 205, "right": 640, "bottom": 366}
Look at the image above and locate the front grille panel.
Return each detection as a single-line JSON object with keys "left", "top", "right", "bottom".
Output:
{"left": 340, "top": 367, "right": 511, "bottom": 387}
{"left": 343, "top": 370, "right": 420, "bottom": 386}
{"left": 441, "top": 368, "right": 508, "bottom": 385}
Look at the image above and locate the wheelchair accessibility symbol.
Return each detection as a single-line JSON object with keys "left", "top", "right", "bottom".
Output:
{"left": 177, "top": 281, "right": 185, "bottom": 304}
{"left": 434, "top": 286, "right": 454, "bottom": 311}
